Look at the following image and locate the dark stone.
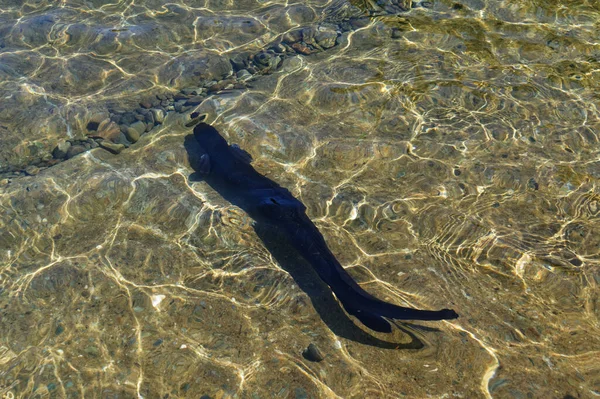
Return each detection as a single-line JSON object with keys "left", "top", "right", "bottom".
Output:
{"left": 109, "top": 113, "right": 122, "bottom": 124}
{"left": 230, "top": 53, "right": 249, "bottom": 71}
{"left": 302, "top": 343, "right": 324, "bottom": 362}
{"left": 120, "top": 112, "right": 137, "bottom": 125}
{"left": 86, "top": 121, "right": 99, "bottom": 131}
{"left": 52, "top": 141, "right": 71, "bottom": 159}
{"left": 569, "top": 258, "right": 583, "bottom": 267}
{"left": 66, "top": 145, "right": 87, "bottom": 159}
{"left": 144, "top": 112, "right": 155, "bottom": 126}
{"left": 255, "top": 52, "right": 271, "bottom": 66}
{"left": 174, "top": 92, "right": 189, "bottom": 101}
{"left": 350, "top": 18, "right": 371, "bottom": 29}
{"left": 185, "top": 96, "right": 204, "bottom": 106}
{"left": 294, "top": 387, "right": 308, "bottom": 399}
{"left": 527, "top": 178, "right": 539, "bottom": 190}
{"left": 271, "top": 43, "right": 286, "bottom": 53}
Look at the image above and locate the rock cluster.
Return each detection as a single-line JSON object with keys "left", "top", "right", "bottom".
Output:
{"left": 1, "top": 12, "right": 414, "bottom": 181}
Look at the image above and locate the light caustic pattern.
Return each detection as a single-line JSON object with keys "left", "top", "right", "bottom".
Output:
{"left": 1, "top": 0, "right": 600, "bottom": 398}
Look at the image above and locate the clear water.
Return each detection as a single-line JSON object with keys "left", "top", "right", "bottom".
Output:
{"left": 1, "top": 0, "right": 599, "bottom": 398}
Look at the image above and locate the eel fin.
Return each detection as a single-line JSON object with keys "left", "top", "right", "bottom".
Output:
{"left": 349, "top": 309, "right": 392, "bottom": 333}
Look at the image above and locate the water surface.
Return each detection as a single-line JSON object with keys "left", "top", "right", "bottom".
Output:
{"left": 1, "top": 0, "right": 599, "bottom": 398}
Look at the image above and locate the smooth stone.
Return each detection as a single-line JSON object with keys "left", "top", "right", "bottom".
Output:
{"left": 185, "top": 96, "right": 204, "bottom": 106}
{"left": 144, "top": 112, "right": 155, "bottom": 127}
{"left": 230, "top": 52, "right": 251, "bottom": 71}
{"left": 120, "top": 112, "right": 137, "bottom": 125}
{"left": 254, "top": 52, "right": 271, "bottom": 66}
{"left": 66, "top": 145, "right": 87, "bottom": 159}
{"left": 129, "top": 120, "right": 146, "bottom": 135}
{"left": 271, "top": 43, "right": 286, "bottom": 53}
{"left": 99, "top": 141, "right": 125, "bottom": 154}
{"left": 302, "top": 343, "right": 324, "bottom": 362}
{"left": 52, "top": 141, "right": 71, "bottom": 159}
{"left": 125, "top": 127, "right": 141, "bottom": 143}
{"left": 97, "top": 119, "right": 121, "bottom": 141}
{"left": 291, "top": 42, "right": 312, "bottom": 55}
{"left": 174, "top": 93, "right": 189, "bottom": 101}
{"left": 315, "top": 28, "right": 338, "bottom": 49}
{"left": 87, "top": 111, "right": 109, "bottom": 125}
{"left": 294, "top": 387, "right": 308, "bottom": 399}
{"left": 24, "top": 165, "right": 40, "bottom": 176}
{"left": 174, "top": 100, "right": 187, "bottom": 112}
{"left": 150, "top": 108, "right": 165, "bottom": 124}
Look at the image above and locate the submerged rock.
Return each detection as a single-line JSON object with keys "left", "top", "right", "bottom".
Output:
{"left": 302, "top": 343, "right": 324, "bottom": 362}
{"left": 52, "top": 141, "right": 71, "bottom": 159}
{"left": 98, "top": 141, "right": 125, "bottom": 154}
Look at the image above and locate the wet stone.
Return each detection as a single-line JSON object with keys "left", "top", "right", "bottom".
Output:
{"left": 150, "top": 108, "right": 165, "bottom": 124}
{"left": 99, "top": 141, "right": 126, "bottom": 154}
{"left": 185, "top": 96, "right": 204, "bottom": 106}
{"left": 174, "top": 92, "right": 189, "bottom": 101}
{"left": 291, "top": 42, "right": 312, "bottom": 55}
{"left": 302, "top": 343, "right": 324, "bottom": 362}
{"left": 237, "top": 69, "right": 252, "bottom": 80}
{"left": 66, "top": 145, "right": 87, "bottom": 159}
{"left": 271, "top": 43, "right": 287, "bottom": 53}
{"left": 181, "top": 87, "right": 196, "bottom": 95}
{"left": 125, "top": 127, "right": 141, "bottom": 143}
{"left": 24, "top": 165, "right": 40, "bottom": 176}
{"left": 97, "top": 119, "right": 121, "bottom": 141}
{"left": 315, "top": 28, "right": 338, "bottom": 49}
{"left": 294, "top": 387, "right": 309, "bottom": 399}
{"left": 130, "top": 120, "right": 146, "bottom": 135}
{"left": 52, "top": 141, "right": 71, "bottom": 159}
{"left": 174, "top": 100, "right": 187, "bottom": 113}
{"left": 144, "top": 112, "right": 155, "bottom": 126}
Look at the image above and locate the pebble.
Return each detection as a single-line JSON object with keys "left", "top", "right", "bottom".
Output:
{"left": 291, "top": 42, "right": 312, "bottom": 55}
{"left": 144, "top": 112, "right": 155, "bottom": 127}
{"left": 294, "top": 387, "right": 309, "bottom": 399}
{"left": 185, "top": 96, "right": 204, "bottom": 106}
{"left": 52, "top": 141, "right": 71, "bottom": 159}
{"left": 315, "top": 28, "right": 338, "bottom": 49}
{"left": 302, "top": 343, "right": 324, "bottom": 362}
{"left": 129, "top": 120, "right": 146, "bottom": 135}
{"left": 97, "top": 119, "right": 121, "bottom": 141}
{"left": 181, "top": 88, "right": 196, "bottom": 95}
{"left": 66, "top": 145, "right": 87, "bottom": 159}
{"left": 150, "top": 108, "right": 165, "bottom": 124}
{"left": 125, "top": 126, "right": 141, "bottom": 143}
{"left": 99, "top": 141, "right": 125, "bottom": 154}
{"left": 24, "top": 165, "right": 40, "bottom": 176}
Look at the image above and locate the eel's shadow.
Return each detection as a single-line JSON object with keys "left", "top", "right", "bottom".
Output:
{"left": 253, "top": 222, "right": 424, "bottom": 350}
{"left": 184, "top": 132, "right": 424, "bottom": 349}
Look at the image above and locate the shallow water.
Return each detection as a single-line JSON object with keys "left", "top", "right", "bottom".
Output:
{"left": 1, "top": 0, "right": 599, "bottom": 398}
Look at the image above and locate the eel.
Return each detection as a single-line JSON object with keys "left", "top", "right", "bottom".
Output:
{"left": 184, "top": 122, "right": 458, "bottom": 333}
